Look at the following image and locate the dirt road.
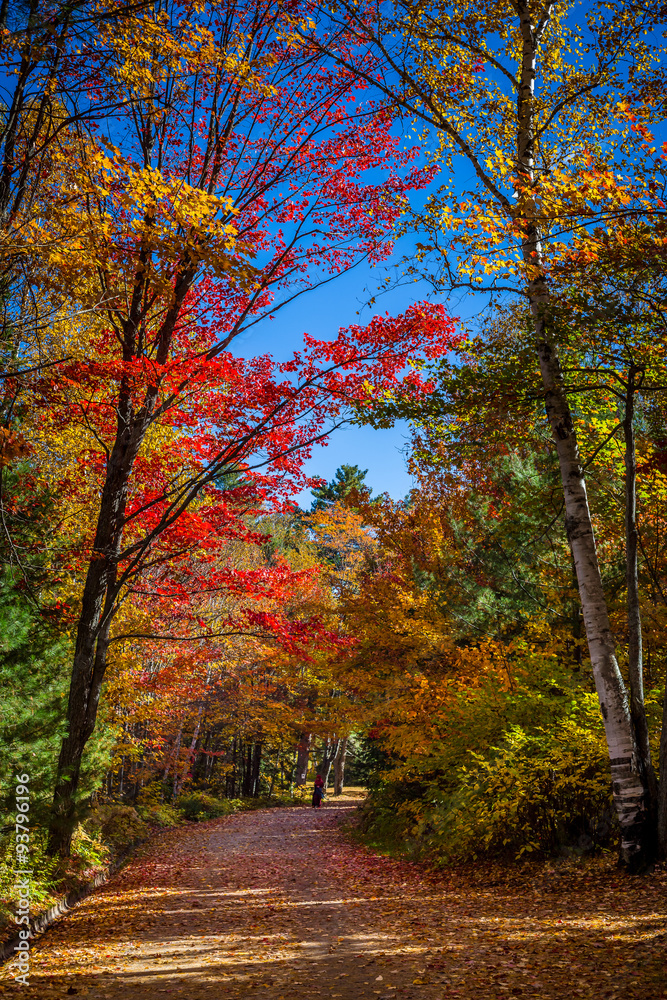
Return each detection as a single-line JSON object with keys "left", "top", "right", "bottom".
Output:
{"left": 2, "top": 796, "right": 666, "bottom": 999}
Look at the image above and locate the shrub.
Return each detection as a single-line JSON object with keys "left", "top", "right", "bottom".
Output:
{"left": 176, "top": 793, "right": 234, "bottom": 821}
{"left": 362, "top": 692, "right": 616, "bottom": 862}
{"left": 137, "top": 802, "right": 182, "bottom": 827}
{"left": 71, "top": 824, "right": 110, "bottom": 870}
{"left": 422, "top": 711, "right": 613, "bottom": 860}
{"left": 0, "top": 831, "right": 62, "bottom": 934}
{"left": 85, "top": 805, "right": 148, "bottom": 851}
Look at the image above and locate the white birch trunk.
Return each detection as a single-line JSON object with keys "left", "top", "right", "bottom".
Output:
{"left": 173, "top": 704, "right": 205, "bottom": 799}
{"left": 623, "top": 371, "right": 657, "bottom": 821}
{"left": 516, "top": 0, "right": 649, "bottom": 863}
{"left": 318, "top": 737, "right": 339, "bottom": 788}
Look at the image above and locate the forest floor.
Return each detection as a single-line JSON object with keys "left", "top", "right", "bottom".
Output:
{"left": 2, "top": 791, "right": 666, "bottom": 999}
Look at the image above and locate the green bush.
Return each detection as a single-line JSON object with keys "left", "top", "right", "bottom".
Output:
{"left": 362, "top": 685, "right": 617, "bottom": 862}
{"left": 0, "top": 832, "right": 62, "bottom": 934}
{"left": 176, "top": 793, "right": 235, "bottom": 821}
{"left": 420, "top": 708, "right": 614, "bottom": 860}
{"left": 253, "top": 794, "right": 297, "bottom": 809}
{"left": 175, "top": 793, "right": 298, "bottom": 821}
{"left": 137, "top": 802, "right": 182, "bottom": 827}
{"left": 71, "top": 824, "right": 110, "bottom": 870}
{"left": 85, "top": 804, "right": 148, "bottom": 851}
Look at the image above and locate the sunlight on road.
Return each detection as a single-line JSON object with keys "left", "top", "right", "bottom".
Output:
{"left": 2, "top": 802, "right": 665, "bottom": 999}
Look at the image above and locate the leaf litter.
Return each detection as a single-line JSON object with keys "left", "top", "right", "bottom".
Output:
{"left": 1, "top": 795, "right": 666, "bottom": 999}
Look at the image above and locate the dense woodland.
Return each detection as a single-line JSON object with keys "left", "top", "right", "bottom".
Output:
{"left": 2, "top": 0, "right": 667, "bottom": 924}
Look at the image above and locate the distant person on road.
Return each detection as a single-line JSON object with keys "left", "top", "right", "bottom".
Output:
{"left": 312, "top": 773, "right": 325, "bottom": 808}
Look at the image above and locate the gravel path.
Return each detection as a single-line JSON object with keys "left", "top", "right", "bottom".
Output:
{"left": 1, "top": 798, "right": 438, "bottom": 1000}
{"left": 2, "top": 796, "right": 666, "bottom": 999}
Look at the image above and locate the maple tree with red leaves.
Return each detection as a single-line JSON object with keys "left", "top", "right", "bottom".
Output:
{"left": 2, "top": 0, "right": 459, "bottom": 854}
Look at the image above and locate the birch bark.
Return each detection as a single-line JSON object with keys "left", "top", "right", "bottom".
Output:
{"left": 516, "top": 1, "right": 649, "bottom": 863}
{"left": 318, "top": 738, "right": 340, "bottom": 787}
{"left": 659, "top": 687, "right": 667, "bottom": 854}
{"left": 173, "top": 690, "right": 208, "bottom": 801}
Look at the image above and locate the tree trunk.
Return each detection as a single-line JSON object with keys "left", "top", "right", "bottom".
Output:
{"left": 515, "top": 1, "right": 651, "bottom": 866}
{"left": 333, "top": 737, "right": 347, "bottom": 795}
{"left": 228, "top": 738, "right": 237, "bottom": 798}
{"left": 536, "top": 349, "right": 650, "bottom": 862}
{"left": 47, "top": 385, "right": 149, "bottom": 854}
{"left": 659, "top": 682, "right": 667, "bottom": 855}
{"left": 48, "top": 592, "right": 115, "bottom": 854}
{"left": 530, "top": 291, "right": 649, "bottom": 866}
{"left": 318, "top": 738, "right": 339, "bottom": 788}
{"left": 251, "top": 742, "right": 262, "bottom": 797}
{"left": 243, "top": 744, "right": 253, "bottom": 797}
{"left": 204, "top": 733, "right": 216, "bottom": 782}
{"left": 572, "top": 602, "right": 583, "bottom": 667}
{"left": 295, "top": 733, "right": 311, "bottom": 786}
{"left": 624, "top": 370, "right": 658, "bottom": 828}
{"left": 165, "top": 724, "right": 183, "bottom": 801}
{"left": 173, "top": 701, "right": 206, "bottom": 801}
{"left": 194, "top": 730, "right": 211, "bottom": 784}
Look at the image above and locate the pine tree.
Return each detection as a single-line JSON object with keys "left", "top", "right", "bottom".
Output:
{"left": 311, "top": 465, "right": 372, "bottom": 511}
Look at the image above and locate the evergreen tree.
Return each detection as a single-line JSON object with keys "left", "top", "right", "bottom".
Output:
{"left": 311, "top": 465, "right": 372, "bottom": 511}
{"left": 0, "top": 467, "right": 113, "bottom": 837}
{"left": 0, "top": 578, "right": 71, "bottom": 832}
